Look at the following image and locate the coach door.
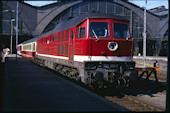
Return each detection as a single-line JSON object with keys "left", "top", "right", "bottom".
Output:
{"left": 69, "top": 29, "right": 74, "bottom": 60}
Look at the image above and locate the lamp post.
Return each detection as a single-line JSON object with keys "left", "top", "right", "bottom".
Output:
{"left": 10, "top": 19, "right": 15, "bottom": 54}
{"left": 143, "top": 0, "right": 147, "bottom": 67}
{"left": 16, "top": 1, "right": 19, "bottom": 61}
{"left": 1, "top": 9, "right": 15, "bottom": 54}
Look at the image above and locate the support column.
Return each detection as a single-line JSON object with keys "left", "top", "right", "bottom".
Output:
{"left": 134, "top": 40, "right": 139, "bottom": 56}
{"left": 156, "top": 39, "right": 162, "bottom": 56}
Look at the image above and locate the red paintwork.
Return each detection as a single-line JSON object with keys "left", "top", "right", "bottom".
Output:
{"left": 21, "top": 51, "right": 35, "bottom": 59}
{"left": 17, "top": 45, "right": 22, "bottom": 54}
{"left": 35, "top": 17, "right": 134, "bottom": 60}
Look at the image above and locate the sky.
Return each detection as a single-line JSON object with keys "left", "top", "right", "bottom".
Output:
{"left": 24, "top": 0, "right": 169, "bottom": 10}
{"left": 129, "top": 0, "right": 168, "bottom": 9}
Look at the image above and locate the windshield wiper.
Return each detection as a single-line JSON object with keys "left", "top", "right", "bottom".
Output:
{"left": 126, "top": 31, "right": 130, "bottom": 40}
{"left": 92, "top": 30, "right": 98, "bottom": 39}
{"left": 92, "top": 30, "right": 101, "bottom": 42}
{"left": 104, "top": 29, "right": 107, "bottom": 37}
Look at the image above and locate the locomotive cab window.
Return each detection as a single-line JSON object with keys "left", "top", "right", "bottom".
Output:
{"left": 78, "top": 27, "right": 85, "bottom": 38}
{"left": 89, "top": 22, "right": 109, "bottom": 38}
{"left": 71, "top": 30, "right": 74, "bottom": 39}
{"left": 113, "top": 23, "right": 130, "bottom": 38}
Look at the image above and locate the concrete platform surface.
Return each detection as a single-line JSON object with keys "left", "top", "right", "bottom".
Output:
{"left": 3, "top": 55, "right": 127, "bottom": 112}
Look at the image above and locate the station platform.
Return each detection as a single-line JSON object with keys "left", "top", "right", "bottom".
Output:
{"left": 1, "top": 55, "right": 128, "bottom": 112}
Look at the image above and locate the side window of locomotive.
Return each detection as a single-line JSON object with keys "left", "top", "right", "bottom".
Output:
{"left": 50, "top": 36, "right": 52, "bottom": 42}
{"left": 44, "top": 38, "right": 45, "bottom": 43}
{"left": 41, "top": 38, "right": 43, "bottom": 44}
{"left": 113, "top": 23, "right": 130, "bottom": 38}
{"left": 89, "top": 22, "right": 109, "bottom": 37}
{"left": 58, "top": 32, "right": 60, "bottom": 42}
{"left": 55, "top": 34, "right": 57, "bottom": 40}
{"left": 53, "top": 35, "right": 54, "bottom": 42}
{"left": 71, "top": 30, "right": 74, "bottom": 39}
{"left": 78, "top": 27, "right": 85, "bottom": 38}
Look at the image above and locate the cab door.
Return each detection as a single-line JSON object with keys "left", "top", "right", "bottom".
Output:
{"left": 69, "top": 29, "right": 74, "bottom": 60}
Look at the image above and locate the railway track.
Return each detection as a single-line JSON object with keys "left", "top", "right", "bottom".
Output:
{"left": 90, "top": 80, "right": 166, "bottom": 112}
{"left": 105, "top": 93, "right": 165, "bottom": 111}
{"left": 80, "top": 77, "right": 166, "bottom": 112}
{"left": 81, "top": 78, "right": 166, "bottom": 112}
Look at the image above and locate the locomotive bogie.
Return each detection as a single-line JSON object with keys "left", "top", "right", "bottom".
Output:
{"left": 83, "top": 61, "right": 136, "bottom": 87}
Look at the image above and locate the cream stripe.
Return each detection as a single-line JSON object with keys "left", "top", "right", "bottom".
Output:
{"left": 37, "top": 53, "right": 69, "bottom": 60}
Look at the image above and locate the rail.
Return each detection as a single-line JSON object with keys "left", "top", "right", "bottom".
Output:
{"left": 124, "top": 95, "right": 165, "bottom": 111}
{"left": 105, "top": 92, "right": 165, "bottom": 111}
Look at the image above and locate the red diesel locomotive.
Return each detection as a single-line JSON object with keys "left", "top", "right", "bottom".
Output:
{"left": 18, "top": 14, "right": 136, "bottom": 88}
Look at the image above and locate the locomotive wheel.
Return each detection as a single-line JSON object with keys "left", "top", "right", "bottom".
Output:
{"left": 119, "top": 78, "right": 126, "bottom": 87}
{"left": 114, "top": 79, "right": 120, "bottom": 88}
{"left": 124, "top": 76, "right": 130, "bottom": 87}
{"left": 75, "top": 75, "right": 81, "bottom": 82}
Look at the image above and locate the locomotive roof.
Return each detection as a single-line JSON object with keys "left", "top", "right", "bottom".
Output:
{"left": 20, "top": 13, "right": 128, "bottom": 45}
{"left": 43, "top": 13, "right": 129, "bottom": 37}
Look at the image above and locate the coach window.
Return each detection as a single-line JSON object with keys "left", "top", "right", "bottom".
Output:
{"left": 78, "top": 27, "right": 85, "bottom": 38}
{"left": 33, "top": 43, "right": 35, "bottom": 51}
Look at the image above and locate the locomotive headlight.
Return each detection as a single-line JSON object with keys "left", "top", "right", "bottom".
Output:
{"left": 108, "top": 42, "right": 118, "bottom": 51}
